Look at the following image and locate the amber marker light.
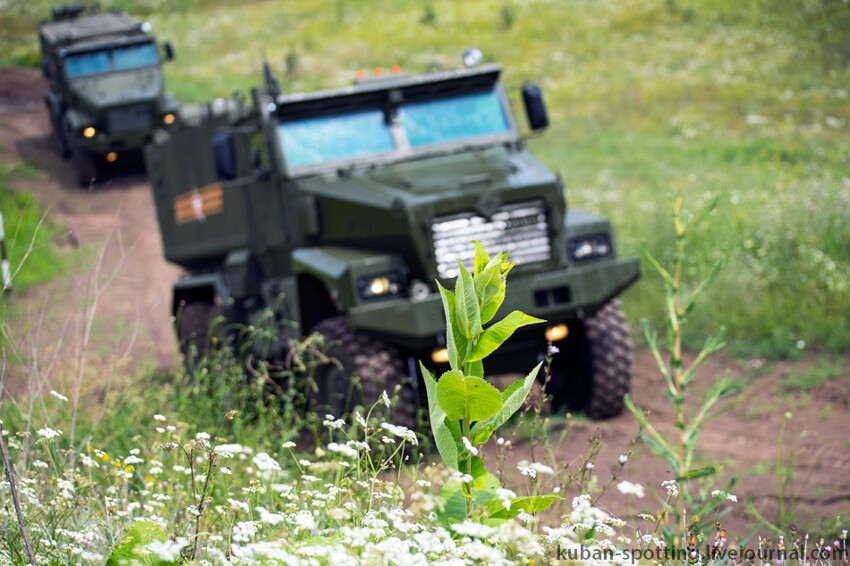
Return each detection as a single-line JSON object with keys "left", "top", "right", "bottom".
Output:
{"left": 431, "top": 347, "right": 449, "bottom": 364}
{"left": 163, "top": 113, "right": 176, "bottom": 125}
{"left": 105, "top": 151, "right": 118, "bottom": 163}
{"left": 545, "top": 323, "right": 568, "bottom": 342}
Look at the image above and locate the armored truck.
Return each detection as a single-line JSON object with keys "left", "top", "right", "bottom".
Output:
{"left": 39, "top": 4, "right": 178, "bottom": 186}
{"left": 145, "top": 62, "right": 639, "bottom": 424}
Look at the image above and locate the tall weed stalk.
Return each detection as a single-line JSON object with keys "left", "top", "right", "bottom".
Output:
{"left": 625, "top": 194, "right": 738, "bottom": 546}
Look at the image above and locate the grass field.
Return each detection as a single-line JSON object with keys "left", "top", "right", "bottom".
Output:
{"left": 2, "top": 0, "right": 850, "bottom": 356}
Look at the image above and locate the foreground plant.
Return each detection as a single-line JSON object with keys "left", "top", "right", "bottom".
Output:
{"left": 420, "top": 241, "right": 559, "bottom": 523}
{"left": 625, "top": 195, "right": 738, "bottom": 545}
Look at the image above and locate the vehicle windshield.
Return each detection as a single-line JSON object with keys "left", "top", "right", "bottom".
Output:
{"left": 277, "top": 87, "right": 511, "bottom": 169}
{"left": 401, "top": 90, "right": 509, "bottom": 147}
{"left": 65, "top": 42, "right": 159, "bottom": 78}
{"left": 280, "top": 109, "right": 395, "bottom": 168}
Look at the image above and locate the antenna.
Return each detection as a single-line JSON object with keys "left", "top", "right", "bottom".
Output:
{"left": 263, "top": 59, "right": 281, "bottom": 100}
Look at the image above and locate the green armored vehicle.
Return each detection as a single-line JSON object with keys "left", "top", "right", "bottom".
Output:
{"left": 39, "top": 4, "right": 177, "bottom": 186}
{"left": 145, "top": 60, "right": 639, "bottom": 423}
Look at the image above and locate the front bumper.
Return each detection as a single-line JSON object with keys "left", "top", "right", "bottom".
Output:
{"left": 349, "top": 256, "right": 640, "bottom": 345}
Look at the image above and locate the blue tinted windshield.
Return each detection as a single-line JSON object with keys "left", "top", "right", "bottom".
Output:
{"left": 278, "top": 87, "right": 512, "bottom": 169}
{"left": 65, "top": 43, "right": 159, "bottom": 78}
{"left": 279, "top": 109, "right": 394, "bottom": 168}
{"left": 401, "top": 90, "right": 509, "bottom": 147}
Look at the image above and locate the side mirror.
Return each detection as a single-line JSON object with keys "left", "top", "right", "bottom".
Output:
{"left": 212, "top": 133, "right": 236, "bottom": 181}
{"left": 163, "top": 41, "right": 175, "bottom": 61}
{"left": 521, "top": 83, "right": 549, "bottom": 132}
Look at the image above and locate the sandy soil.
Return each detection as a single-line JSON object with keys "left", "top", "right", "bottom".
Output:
{"left": 1, "top": 67, "right": 848, "bottom": 542}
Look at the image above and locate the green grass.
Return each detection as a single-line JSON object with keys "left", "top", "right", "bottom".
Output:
{"left": 782, "top": 355, "right": 846, "bottom": 393}
{"left": 0, "top": 162, "right": 65, "bottom": 290}
{"left": 3, "top": 0, "right": 850, "bottom": 356}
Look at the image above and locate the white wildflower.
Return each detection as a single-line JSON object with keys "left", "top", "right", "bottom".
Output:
{"left": 37, "top": 428, "right": 63, "bottom": 440}
{"left": 124, "top": 455, "right": 144, "bottom": 465}
{"left": 257, "top": 507, "right": 284, "bottom": 525}
{"left": 50, "top": 391, "right": 69, "bottom": 402}
{"left": 153, "top": 414, "right": 167, "bottom": 422}
{"left": 252, "top": 452, "right": 281, "bottom": 472}
{"left": 232, "top": 521, "right": 259, "bottom": 542}
{"left": 451, "top": 520, "right": 496, "bottom": 538}
{"left": 380, "top": 422, "right": 418, "bottom": 445}
{"left": 616, "top": 480, "right": 645, "bottom": 499}
{"left": 619, "top": 454, "right": 628, "bottom": 465}
{"left": 146, "top": 538, "right": 188, "bottom": 561}
{"left": 323, "top": 415, "right": 345, "bottom": 430}
{"left": 462, "top": 437, "right": 478, "bottom": 456}
{"left": 496, "top": 488, "right": 516, "bottom": 510}
{"left": 292, "top": 510, "right": 316, "bottom": 532}
{"left": 281, "top": 441, "right": 296, "bottom": 449}
{"left": 380, "top": 390, "right": 391, "bottom": 408}
{"left": 662, "top": 480, "right": 679, "bottom": 497}
{"left": 327, "top": 442, "right": 359, "bottom": 459}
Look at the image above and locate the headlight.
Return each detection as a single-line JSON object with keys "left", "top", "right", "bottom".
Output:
{"left": 357, "top": 272, "right": 403, "bottom": 300}
{"left": 162, "top": 113, "right": 176, "bottom": 125}
{"left": 568, "top": 234, "right": 611, "bottom": 261}
{"left": 82, "top": 126, "right": 96, "bottom": 138}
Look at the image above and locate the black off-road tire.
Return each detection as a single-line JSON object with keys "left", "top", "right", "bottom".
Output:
{"left": 312, "top": 316, "right": 418, "bottom": 430}
{"left": 48, "top": 115, "right": 71, "bottom": 159}
{"left": 548, "top": 299, "right": 633, "bottom": 419}
{"left": 176, "top": 301, "right": 221, "bottom": 372}
{"left": 73, "top": 149, "right": 98, "bottom": 187}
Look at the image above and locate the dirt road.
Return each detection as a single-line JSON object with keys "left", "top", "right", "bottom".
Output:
{"left": 1, "top": 67, "right": 847, "bottom": 541}
{"left": 0, "top": 67, "right": 180, "bottom": 378}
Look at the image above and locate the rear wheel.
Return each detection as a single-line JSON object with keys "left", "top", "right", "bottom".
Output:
{"left": 176, "top": 301, "right": 221, "bottom": 373}
{"left": 547, "top": 299, "right": 633, "bottom": 419}
{"left": 312, "top": 316, "right": 418, "bottom": 430}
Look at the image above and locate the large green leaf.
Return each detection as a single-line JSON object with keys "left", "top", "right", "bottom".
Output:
{"left": 472, "top": 240, "right": 490, "bottom": 275}
{"left": 454, "top": 261, "right": 481, "bottom": 339}
{"left": 437, "top": 482, "right": 467, "bottom": 528}
{"left": 107, "top": 521, "right": 169, "bottom": 565}
{"left": 484, "top": 494, "right": 562, "bottom": 520}
{"left": 422, "top": 363, "right": 460, "bottom": 470}
{"left": 471, "top": 362, "right": 541, "bottom": 446}
{"left": 437, "top": 283, "right": 464, "bottom": 371}
{"left": 467, "top": 311, "right": 545, "bottom": 362}
{"left": 436, "top": 370, "right": 503, "bottom": 423}
{"left": 473, "top": 254, "right": 504, "bottom": 324}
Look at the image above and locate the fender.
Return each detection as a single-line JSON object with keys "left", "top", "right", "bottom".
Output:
{"left": 172, "top": 272, "right": 231, "bottom": 315}
{"left": 291, "top": 246, "right": 408, "bottom": 311}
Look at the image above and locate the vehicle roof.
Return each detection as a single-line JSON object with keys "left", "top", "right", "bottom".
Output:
{"left": 275, "top": 64, "right": 503, "bottom": 110}
{"left": 39, "top": 11, "right": 143, "bottom": 46}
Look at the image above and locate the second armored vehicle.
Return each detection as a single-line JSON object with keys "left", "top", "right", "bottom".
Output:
{"left": 39, "top": 4, "right": 178, "bottom": 186}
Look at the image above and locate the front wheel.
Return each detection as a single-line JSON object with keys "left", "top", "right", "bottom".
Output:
{"left": 72, "top": 149, "right": 98, "bottom": 187}
{"left": 547, "top": 299, "right": 633, "bottom": 419}
{"left": 312, "top": 316, "right": 418, "bottom": 430}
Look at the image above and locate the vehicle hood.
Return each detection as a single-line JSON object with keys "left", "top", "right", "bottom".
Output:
{"left": 70, "top": 68, "right": 162, "bottom": 107}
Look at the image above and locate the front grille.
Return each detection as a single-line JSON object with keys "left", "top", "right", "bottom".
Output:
{"left": 107, "top": 104, "right": 153, "bottom": 134}
{"left": 431, "top": 201, "right": 551, "bottom": 278}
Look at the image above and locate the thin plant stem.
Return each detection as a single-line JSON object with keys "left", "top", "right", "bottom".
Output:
{"left": 0, "top": 422, "right": 37, "bottom": 565}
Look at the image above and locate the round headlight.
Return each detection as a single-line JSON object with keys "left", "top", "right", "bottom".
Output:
{"left": 163, "top": 113, "right": 176, "bottom": 125}
{"left": 83, "top": 126, "right": 96, "bottom": 138}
